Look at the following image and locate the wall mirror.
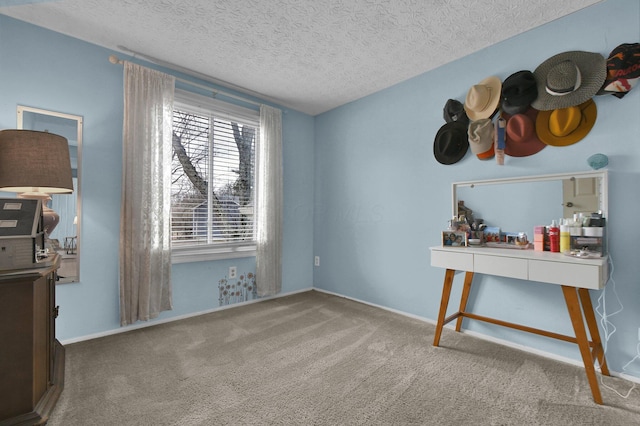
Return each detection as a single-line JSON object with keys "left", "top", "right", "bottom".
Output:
{"left": 452, "top": 171, "right": 608, "bottom": 234}
{"left": 17, "top": 105, "right": 82, "bottom": 283}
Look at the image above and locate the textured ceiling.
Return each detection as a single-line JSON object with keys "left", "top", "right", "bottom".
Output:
{"left": 1, "top": 0, "right": 601, "bottom": 115}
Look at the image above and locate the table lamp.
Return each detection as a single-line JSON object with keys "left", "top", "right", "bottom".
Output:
{"left": 0, "top": 129, "right": 74, "bottom": 236}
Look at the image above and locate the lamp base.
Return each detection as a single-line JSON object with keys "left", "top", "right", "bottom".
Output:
{"left": 18, "top": 193, "right": 60, "bottom": 236}
{"left": 42, "top": 204, "right": 60, "bottom": 235}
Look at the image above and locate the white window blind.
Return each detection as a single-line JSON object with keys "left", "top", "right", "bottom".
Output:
{"left": 171, "top": 90, "right": 258, "bottom": 254}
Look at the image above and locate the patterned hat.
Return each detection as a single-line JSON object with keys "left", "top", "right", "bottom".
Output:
{"left": 597, "top": 43, "right": 640, "bottom": 98}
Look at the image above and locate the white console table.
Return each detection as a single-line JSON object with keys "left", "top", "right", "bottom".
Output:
{"left": 430, "top": 245, "right": 609, "bottom": 404}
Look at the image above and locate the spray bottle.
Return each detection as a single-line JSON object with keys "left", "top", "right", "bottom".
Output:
{"left": 549, "top": 219, "right": 560, "bottom": 253}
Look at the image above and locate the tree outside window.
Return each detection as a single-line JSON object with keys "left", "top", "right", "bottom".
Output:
{"left": 170, "top": 107, "right": 257, "bottom": 248}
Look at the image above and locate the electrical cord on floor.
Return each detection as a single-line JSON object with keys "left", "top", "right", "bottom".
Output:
{"left": 604, "top": 340, "right": 640, "bottom": 399}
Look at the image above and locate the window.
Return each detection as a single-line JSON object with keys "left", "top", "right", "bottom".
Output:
{"left": 170, "top": 90, "right": 259, "bottom": 262}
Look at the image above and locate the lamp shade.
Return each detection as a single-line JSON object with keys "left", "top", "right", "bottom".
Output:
{"left": 0, "top": 129, "right": 73, "bottom": 195}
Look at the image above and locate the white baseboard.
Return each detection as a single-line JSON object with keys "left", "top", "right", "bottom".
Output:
{"left": 312, "top": 288, "right": 640, "bottom": 385}
{"left": 60, "top": 287, "right": 314, "bottom": 345}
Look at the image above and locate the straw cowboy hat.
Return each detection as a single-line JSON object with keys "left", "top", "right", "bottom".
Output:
{"left": 531, "top": 51, "right": 606, "bottom": 111}
{"left": 464, "top": 76, "right": 502, "bottom": 120}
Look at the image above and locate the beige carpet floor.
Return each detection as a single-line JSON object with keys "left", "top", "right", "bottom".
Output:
{"left": 48, "top": 290, "right": 640, "bottom": 425}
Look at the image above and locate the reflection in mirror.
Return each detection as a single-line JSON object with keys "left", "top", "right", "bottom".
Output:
{"left": 17, "top": 106, "right": 82, "bottom": 283}
{"left": 453, "top": 171, "right": 607, "bottom": 235}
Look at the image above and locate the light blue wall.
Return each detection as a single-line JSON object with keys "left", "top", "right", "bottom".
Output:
{"left": 0, "top": 15, "right": 315, "bottom": 340}
{"left": 314, "top": 0, "right": 640, "bottom": 379}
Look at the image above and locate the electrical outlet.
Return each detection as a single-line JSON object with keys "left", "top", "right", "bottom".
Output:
{"left": 229, "top": 266, "right": 237, "bottom": 279}
{"left": 314, "top": 256, "right": 320, "bottom": 267}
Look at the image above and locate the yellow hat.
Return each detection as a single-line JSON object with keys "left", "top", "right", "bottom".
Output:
{"left": 535, "top": 99, "right": 597, "bottom": 147}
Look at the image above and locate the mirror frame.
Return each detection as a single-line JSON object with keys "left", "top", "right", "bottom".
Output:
{"left": 452, "top": 170, "right": 608, "bottom": 219}
{"left": 17, "top": 105, "right": 83, "bottom": 283}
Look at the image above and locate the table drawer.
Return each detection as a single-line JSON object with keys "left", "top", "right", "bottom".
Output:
{"left": 475, "top": 254, "right": 528, "bottom": 279}
{"left": 430, "top": 249, "right": 473, "bottom": 271}
{"left": 528, "top": 260, "right": 604, "bottom": 289}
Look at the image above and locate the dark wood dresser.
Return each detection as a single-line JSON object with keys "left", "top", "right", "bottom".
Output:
{"left": 0, "top": 257, "right": 65, "bottom": 425}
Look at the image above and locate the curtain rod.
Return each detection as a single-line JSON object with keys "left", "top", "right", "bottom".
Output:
{"left": 108, "top": 54, "right": 262, "bottom": 108}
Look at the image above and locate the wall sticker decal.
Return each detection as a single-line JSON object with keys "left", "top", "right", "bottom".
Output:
{"left": 218, "top": 272, "right": 257, "bottom": 306}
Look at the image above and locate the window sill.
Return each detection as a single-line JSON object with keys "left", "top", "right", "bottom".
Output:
{"left": 171, "top": 243, "right": 256, "bottom": 264}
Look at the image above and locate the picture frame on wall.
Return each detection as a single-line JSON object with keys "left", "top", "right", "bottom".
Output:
{"left": 442, "top": 231, "right": 467, "bottom": 247}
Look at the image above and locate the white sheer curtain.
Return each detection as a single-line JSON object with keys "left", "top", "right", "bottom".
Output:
{"left": 256, "top": 105, "right": 283, "bottom": 296}
{"left": 120, "top": 62, "right": 174, "bottom": 326}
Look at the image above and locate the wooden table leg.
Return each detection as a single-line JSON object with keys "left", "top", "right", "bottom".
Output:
{"left": 578, "top": 288, "right": 610, "bottom": 376}
{"left": 433, "top": 269, "right": 456, "bottom": 347}
{"left": 562, "top": 285, "right": 603, "bottom": 404}
{"left": 455, "top": 272, "right": 474, "bottom": 331}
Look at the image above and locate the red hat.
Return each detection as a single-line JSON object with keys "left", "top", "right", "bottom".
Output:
{"left": 503, "top": 108, "right": 546, "bottom": 157}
